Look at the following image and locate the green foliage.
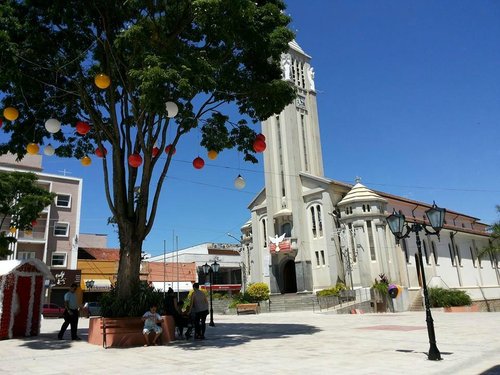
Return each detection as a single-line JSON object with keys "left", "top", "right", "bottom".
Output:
{"left": 316, "top": 282, "right": 347, "bottom": 297}
{"left": 228, "top": 292, "right": 251, "bottom": 308}
{"left": 246, "top": 282, "right": 270, "bottom": 302}
{"left": 371, "top": 273, "right": 390, "bottom": 295}
{"left": 428, "top": 287, "right": 472, "bottom": 307}
{"left": 0, "top": 0, "right": 296, "bottom": 297}
{"left": 100, "top": 281, "right": 165, "bottom": 318}
{"left": 478, "top": 205, "right": 500, "bottom": 260}
{"left": 0, "top": 171, "right": 56, "bottom": 257}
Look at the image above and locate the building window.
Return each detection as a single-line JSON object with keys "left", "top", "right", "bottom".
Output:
{"left": 431, "top": 241, "right": 438, "bottom": 264}
{"left": 366, "top": 220, "right": 376, "bottom": 261}
{"left": 316, "top": 205, "right": 323, "bottom": 237}
{"left": 448, "top": 243, "right": 456, "bottom": 266}
{"left": 422, "top": 240, "right": 430, "bottom": 264}
{"left": 18, "top": 251, "right": 35, "bottom": 260}
{"left": 282, "top": 223, "right": 292, "bottom": 237}
{"left": 315, "top": 251, "right": 320, "bottom": 266}
{"left": 262, "top": 219, "right": 267, "bottom": 248}
{"left": 51, "top": 253, "right": 67, "bottom": 267}
{"left": 320, "top": 250, "right": 326, "bottom": 265}
{"left": 455, "top": 244, "right": 462, "bottom": 266}
{"left": 53, "top": 222, "right": 69, "bottom": 237}
{"left": 401, "top": 238, "right": 409, "bottom": 263}
{"left": 310, "top": 206, "right": 317, "bottom": 238}
{"left": 470, "top": 245, "right": 477, "bottom": 268}
{"left": 367, "top": 204, "right": 371, "bottom": 212}
{"left": 362, "top": 205, "right": 366, "bottom": 212}
{"left": 56, "top": 194, "right": 71, "bottom": 208}
{"left": 348, "top": 224, "right": 357, "bottom": 263}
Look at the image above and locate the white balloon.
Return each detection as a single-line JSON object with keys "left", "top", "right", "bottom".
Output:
{"left": 45, "top": 118, "right": 61, "bottom": 133}
{"left": 43, "top": 144, "right": 55, "bottom": 156}
{"left": 234, "top": 174, "right": 246, "bottom": 190}
{"left": 165, "top": 101, "right": 178, "bottom": 118}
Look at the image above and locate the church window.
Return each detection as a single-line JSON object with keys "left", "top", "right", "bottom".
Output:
{"left": 300, "top": 115, "right": 309, "bottom": 172}
{"left": 367, "top": 204, "right": 371, "bottom": 212}
{"left": 321, "top": 250, "right": 326, "bottom": 265}
{"left": 448, "top": 243, "right": 456, "bottom": 266}
{"left": 422, "top": 240, "right": 430, "bottom": 264}
{"left": 262, "top": 218, "right": 267, "bottom": 248}
{"left": 431, "top": 241, "right": 438, "bottom": 264}
{"left": 310, "top": 206, "right": 317, "bottom": 237}
{"left": 315, "top": 251, "right": 320, "bottom": 266}
{"left": 362, "top": 205, "right": 366, "bottom": 212}
{"left": 470, "top": 245, "right": 477, "bottom": 268}
{"left": 401, "top": 238, "right": 409, "bottom": 263}
{"left": 455, "top": 244, "right": 462, "bottom": 266}
{"left": 367, "top": 220, "right": 376, "bottom": 261}
{"left": 316, "top": 205, "right": 323, "bottom": 237}
{"left": 282, "top": 223, "right": 292, "bottom": 237}
{"left": 349, "top": 207, "right": 353, "bottom": 214}
{"left": 345, "top": 208, "right": 349, "bottom": 215}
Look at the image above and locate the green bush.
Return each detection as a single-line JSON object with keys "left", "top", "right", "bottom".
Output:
{"left": 316, "top": 282, "right": 347, "bottom": 297}
{"left": 100, "top": 281, "right": 165, "bottom": 317}
{"left": 371, "top": 273, "right": 390, "bottom": 295}
{"left": 228, "top": 292, "right": 251, "bottom": 308}
{"left": 428, "top": 287, "right": 472, "bottom": 307}
{"left": 246, "top": 282, "right": 270, "bottom": 302}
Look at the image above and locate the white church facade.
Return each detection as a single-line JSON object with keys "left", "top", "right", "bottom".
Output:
{"left": 241, "top": 41, "right": 499, "bottom": 308}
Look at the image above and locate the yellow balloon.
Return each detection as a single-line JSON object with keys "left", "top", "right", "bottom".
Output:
{"left": 81, "top": 156, "right": 92, "bottom": 166}
{"left": 207, "top": 150, "right": 218, "bottom": 160}
{"left": 26, "top": 143, "right": 40, "bottom": 155}
{"left": 9, "top": 227, "right": 17, "bottom": 234}
{"left": 3, "top": 107, "right": 19, "bottom": 121}
{"left": 24, "top": 230, "right": 32, "bottom": 236}
{"left": 94, "top": 73, "right": 111, "bottom": 89}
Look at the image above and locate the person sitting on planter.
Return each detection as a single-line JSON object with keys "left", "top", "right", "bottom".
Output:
{"left": 142, "top": 304, "right": 163, "bottom": 346}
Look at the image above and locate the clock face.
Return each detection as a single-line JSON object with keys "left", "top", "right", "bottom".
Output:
{"left": 296, "top": 95, "right": 306, "bottom": 108}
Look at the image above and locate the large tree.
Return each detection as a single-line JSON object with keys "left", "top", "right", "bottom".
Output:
{"left": 479, "top": 205, "right": 500, "bottom": 261}
{"left": 0, "top": 171, "right": 56, "bottom": 258}
{"left": 0, "top": 1, "right": 295, "bottom": 299}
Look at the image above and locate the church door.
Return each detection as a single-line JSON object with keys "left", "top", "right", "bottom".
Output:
{"left": 282, "top": 260, "right": 297, "bottom": 293}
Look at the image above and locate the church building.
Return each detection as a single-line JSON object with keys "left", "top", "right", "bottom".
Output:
{"left": 241, "top": 41, "right": 499, "bottom": 308}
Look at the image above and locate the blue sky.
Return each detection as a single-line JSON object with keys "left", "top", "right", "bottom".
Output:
{"left": 3, "top": 1, "right": 500, "bottom": 256}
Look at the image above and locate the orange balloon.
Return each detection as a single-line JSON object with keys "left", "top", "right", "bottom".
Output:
{"left": 26, "top": 143, "right": 40, "bottom": 155}
{"left": 94, "top": 73, "right": 111, "bottom": 89}
{"left": 207, "top": 150, "right": 218, "bottom": 160}
{"left": 3, "top": 107, "right": 19, "bottom": 121}
{"left": 81, "top": 156, "right": 92, "bottom": 166}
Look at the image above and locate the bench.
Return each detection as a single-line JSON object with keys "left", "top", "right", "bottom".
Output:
{"left": 236, "top": 303, "right": 259, "bottom": 315}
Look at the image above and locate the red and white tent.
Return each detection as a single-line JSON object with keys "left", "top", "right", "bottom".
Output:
{"left": 0, "top": 259, "right": 54, "bottom": 339}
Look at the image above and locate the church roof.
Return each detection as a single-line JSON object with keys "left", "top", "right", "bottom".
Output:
{"left": 289, "top": 40, "right": 311, "bottom": 58}
{"left": 338, "top": 182, "right": 387, "bottom": 206}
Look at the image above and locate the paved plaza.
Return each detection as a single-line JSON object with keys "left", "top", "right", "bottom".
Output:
{"left": 0, "top": 310, "right": 499, "bottom": 374}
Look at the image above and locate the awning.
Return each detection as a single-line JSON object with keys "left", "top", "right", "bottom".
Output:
{"left": 200, "top": 284, "right": 241, "bottom": 292}
{"left": 84, "top": 279, "right": 112, "bottom": 291}
{"left": 152, "top": 281, "right": 193, "bottom": 292}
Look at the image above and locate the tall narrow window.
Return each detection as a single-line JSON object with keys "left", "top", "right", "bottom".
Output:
{"left": 300, "top": 114, "right": 309, "bottom": 172}
{"left": 310, "top": 207, "right": 317, "bottom": 237}
{"left": 262, "top": 219, "right": 267, "bottom": 248}
{"left": 366, "top": 220, "right": 376, "bottom": 261}
{"left": 470, "top": 245, "right": 477, "bottom": 268}
{"left": 320, "top": 250, "right": 326, "bottom": 265}
{"left": 431, "top": 241, "right": 438, "bottom": 264}
{"left": 455, "top": 244, "right": 462, "bottom": 266}
{"left": 448, "top": 243, "right": 456, "bottom": 266}
{"left": 422, "top": 240, "right": 430, "bottom": 264}
{"left": 316, "top": 205, "right": 323, "bottom": 237}
{"left": 315, "top": 251, "right": 320, "bottom": 266}
{"left": 348, "top": 224, "right": 357, "bottom": 263}
{"left": 401, "top": 238, "right": 409, "bottom": 263}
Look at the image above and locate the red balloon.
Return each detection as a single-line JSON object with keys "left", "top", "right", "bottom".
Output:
{"left": 193, "top": 156, "right": 205, "bottom": 169}
{"left": 0, "top": 118, "right": 3, "bottom": 128}
{"left": 95, "top": 146, "right": 107, "bottom": 158}
{"left": 76, "top": 121, "right": 91, "bottom": 135}
{"left": 128, "top": 153, "right": 143, "bottom": 168}
{"left": 165, "top": 144, "right": 176, "bottom": 155}
{"left": 31, "top": 220, "right": 37, "bottom": 226}
{"left": 253, "top": 139, "right": 266, "bottom": 152}
{"left": 256, "top": 133, "right": 266, "bottom": 142}
{"left": 152, "top": 146, "right": 160, "bottom": 157}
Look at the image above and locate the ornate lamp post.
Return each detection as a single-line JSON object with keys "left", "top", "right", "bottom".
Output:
{"left": 386, "top": 202, "right": 446, "bottom": 361}
{"left": 202, "top": 261, "right": 220, "bottom": 327}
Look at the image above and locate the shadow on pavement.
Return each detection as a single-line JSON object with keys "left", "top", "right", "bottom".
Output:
{"left": 17, "top": 328, "right": 89, "bottom": 350}
{"left": 172, "top": 322, "right": 320, "bottom": 351}
{"left": 481, "top": 365, "right": 500, "bottom": 375}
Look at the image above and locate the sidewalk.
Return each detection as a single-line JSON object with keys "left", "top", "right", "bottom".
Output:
{"left": 0, "top": 311, "right": 499, "bottom": 374}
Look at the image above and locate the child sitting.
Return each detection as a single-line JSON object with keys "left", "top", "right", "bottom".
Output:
{"left": 141, "top": 304, "right": 163, "bottom": 346}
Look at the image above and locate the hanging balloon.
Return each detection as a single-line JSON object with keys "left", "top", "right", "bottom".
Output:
{"left": 3, "top": 107, "right": 19, "bottom": 121}
{"left": 76, "top": 121, "right": 91, "bottom": 135}
{"left": 95, "top": 146, "right": 107, "bottom": 158}
{"left": 207, "top": 150, "right": 218, "bottom": 160}
{"left": 128, "top": 153, "right": 143, "bottom": 168}
{"left": 193, "top": 156, "right": 205, "bottom": 169}
{"left": 0, "top": 118, "right": 3, "bottom": 128}
{"left": 81, "top": 156, "right": 92, "bottom": 166}
{"left": 234, "top": 174, "right": 246, "bottom": 190}
{"left": 9, "top": 227, "right": 17, "bottom": 234}
{"left": 43, "top": 144, "right": 55, "bottom": 156}
{"left": 27, "top": 143, "right": 40, "bottom": 155}
{"left": 253, "top": 138, "right": 266, "bottom": 153}
{"left": 31, "top": 220, "right": 37, "bottom": 226}
{"left": 94, "top": 73, "right": 111, "bottom": 89}
{"left": 164, "top": 144, "right": 176, "bottom": 155}
{"left": 165, "top": 101, "right": 178, "bottom": 118}
{"left": 256, "top": 133, "right": 266, "bottom": 142}
{"left": 152, "top": 146, "right": 160, "bottom": 157}
{"left": 24, "top": 229, "right": 33, "bottom": 236}
{"left": 45, "top": 118, "right": 61, "bottom": 133}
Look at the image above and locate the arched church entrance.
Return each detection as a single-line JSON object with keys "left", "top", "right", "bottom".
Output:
{"left": 282, "top": 259, "right": 297, "bottom": 293}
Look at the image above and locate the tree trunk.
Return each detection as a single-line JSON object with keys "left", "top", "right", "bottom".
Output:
{"left": 116, "top": 222, "right": 143, "bottom": 300}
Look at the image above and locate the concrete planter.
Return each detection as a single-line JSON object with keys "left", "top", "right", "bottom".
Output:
{"left": 87, "top": 315, "right": 175, "bottom": 348}
{"left": 443, "top": 304, "right": 479, "bottom": 313}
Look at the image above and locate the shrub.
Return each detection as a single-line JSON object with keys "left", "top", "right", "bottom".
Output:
{"left": 316, "top": 282, "right": 347, "bottom": 297}
{"left": 372, "top": 273, "right": 390, "bottom": 295}
{"left": 100, "top": 281, "right": 165, "bottom": 317}
{"left": 246, "top": 283, "right": 270, "bottom": 302}
{"left": 428, "top": 287, "right": 472, "bottom": 307}
{"left": 228, "top": 292, "right": 251, "bottom": 308}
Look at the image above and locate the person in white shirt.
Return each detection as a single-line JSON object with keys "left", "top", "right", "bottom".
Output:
{"left": 142, "top": 304, "right": 163, "bottom": 346}
{"left": 58, "top": 283, "right": 81, "bottom": 340}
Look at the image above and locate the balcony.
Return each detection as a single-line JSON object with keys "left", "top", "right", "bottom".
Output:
{"left": 17, "top": 230, "right": 46, "bottom": 242}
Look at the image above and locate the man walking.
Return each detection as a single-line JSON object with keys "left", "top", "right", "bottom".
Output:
{"left": 58, "top": 283, "right": 81, "bottom": 340}
{"left": 187, "top": 283, "right": 209, "bottom": 340}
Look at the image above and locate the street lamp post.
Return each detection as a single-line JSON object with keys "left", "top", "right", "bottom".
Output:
{"left": 386, "top": 202, "right": 445, "bottom": 361}
{"left": 202, "top": 261, "right": 220, "bottom": 327}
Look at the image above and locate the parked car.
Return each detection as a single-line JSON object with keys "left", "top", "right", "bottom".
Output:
{"left": 83, "top": 302, "right": 101, "bottom": 317}
{"left": 42, "top": 303, "right": 65, "bottom": 318}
